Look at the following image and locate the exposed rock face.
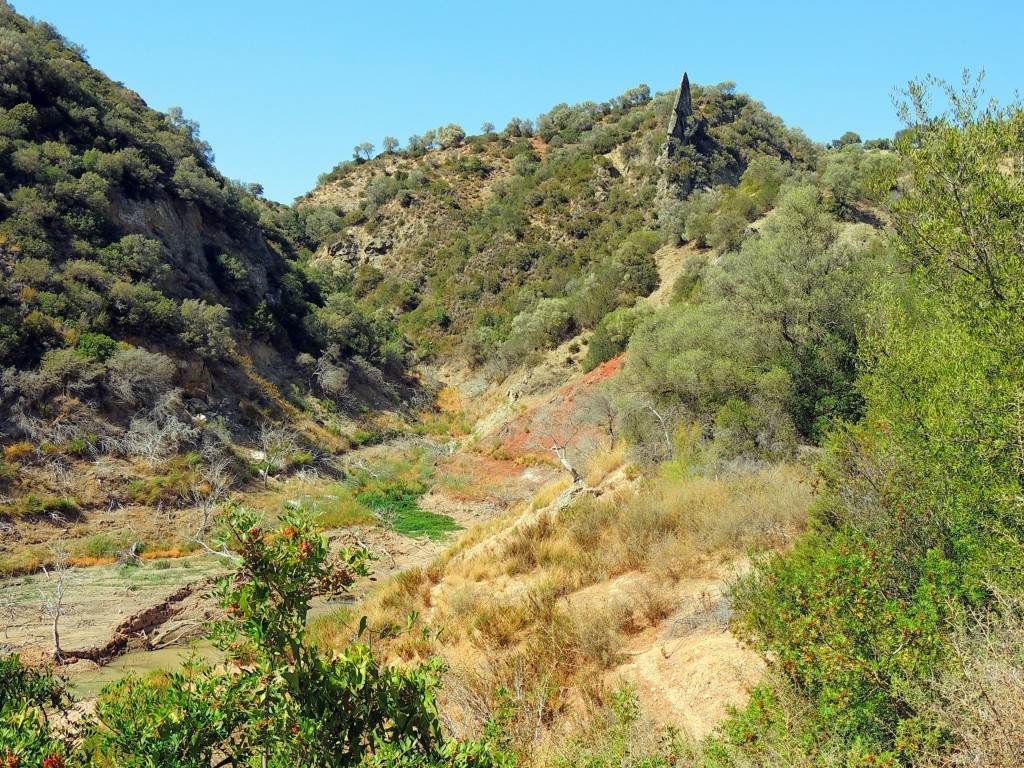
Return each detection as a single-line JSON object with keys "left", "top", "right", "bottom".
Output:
{"left": 665, "top": 72, "right": 693, "bottom": 156}
{"left": 111, "top": 192, "right": 281, "bottom": 305}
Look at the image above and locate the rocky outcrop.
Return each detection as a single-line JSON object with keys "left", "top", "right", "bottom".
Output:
{"left": 665, "top": 72, "right": 693, "bottom": 158}
{"left": 111, "top": 192, "right": 282, "bottom": 306}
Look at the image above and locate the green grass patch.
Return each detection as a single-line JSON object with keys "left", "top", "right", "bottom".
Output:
{"left": 297, "top": 484, "right": 376, "bottom": 529}
{"left": 356, "top": 481, "right": 461, "bottom": 540}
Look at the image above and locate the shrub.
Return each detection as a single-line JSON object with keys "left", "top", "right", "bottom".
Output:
{"left": 39, "top": 347, "right": 104, "bottom": 396}
{"left": 179, "top": 299, "right": 236, "bottom": 360}
{"left": 74, "top": 332, "right": 118, "bottom": 362}
{"left": 84, "top": 508, "right": 512, "bottom": 767}
{"left": 105, "top": 347, "right": 176, "bottom": 404}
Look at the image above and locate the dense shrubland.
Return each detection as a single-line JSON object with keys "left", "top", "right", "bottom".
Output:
{"left": 300, "top": 79, "right": 814, "bottom": 374}
{"left": 711, "top": 76, "right": 1024, "bottom": 766}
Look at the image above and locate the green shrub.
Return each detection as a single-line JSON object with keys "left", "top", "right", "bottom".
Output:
{"left": 74, "top": 331, "right": 118, "bottom": 361}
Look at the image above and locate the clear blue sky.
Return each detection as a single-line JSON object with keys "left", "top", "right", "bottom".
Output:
{"left": 13, "top": 1, "right": 1023, "bottom": 204}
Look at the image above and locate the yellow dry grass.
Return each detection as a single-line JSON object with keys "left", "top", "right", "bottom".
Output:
{"left": 318, "top": 462, "right": 812, "bottom": 759}
{"left": 584, "top": 444, "right": 627, "bottom": 486}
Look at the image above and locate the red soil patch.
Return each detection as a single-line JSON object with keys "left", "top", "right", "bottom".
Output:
{"left": 486, "top": 355, "right": 626, "bottom": 460}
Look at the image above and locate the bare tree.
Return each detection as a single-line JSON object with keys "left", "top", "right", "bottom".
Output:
{"left": 0, "top": 591, "right": 17, "bottom": 641}
{"left": 190, "top": 455, "right": 239, "bottom": 561}
{"left": 39, "top": 539, "right": 76, "bottom": 660}
{"left": 256, "top": 422, "right": 299, "bottom": 488}
{"left": 527, "top": 399, "right": 591, "bottom": 485}
{"left": 621, "top": 397, "right": 684, "bottom": 464}
{"left": 581, "top": 387, "right": 620, "bottom": 450}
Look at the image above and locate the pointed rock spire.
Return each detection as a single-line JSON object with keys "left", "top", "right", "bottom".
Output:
{"left": 665, "top": 72, "right": 692, "bottom": 158}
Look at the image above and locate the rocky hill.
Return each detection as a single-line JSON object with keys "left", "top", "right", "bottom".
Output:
{"left": 295, "top": 75, "right": 815, "bottom": 371}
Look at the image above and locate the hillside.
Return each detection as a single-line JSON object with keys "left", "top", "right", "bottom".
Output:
{"left": 6, "top": 4, "right": 1024, "bottom": 768}
{"left": 295, "top": 77, "right": 814, "bottom": 370}
{"left": 0, "top": 3, "right": 426, "bottom": 565}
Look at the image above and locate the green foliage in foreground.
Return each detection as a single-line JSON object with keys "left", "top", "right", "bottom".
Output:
{"left": 719, "top": 75, "right": 1024, "bottom": 766}
{"left": 0, "top": 509, "right": 510, "bottom": 767}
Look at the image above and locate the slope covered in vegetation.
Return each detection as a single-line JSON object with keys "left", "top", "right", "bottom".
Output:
{"left": 5, "top": 2, "right": 1024, "bottom": 767}
{"left": 298, "top": 80, "right": 815, "bottom": 373}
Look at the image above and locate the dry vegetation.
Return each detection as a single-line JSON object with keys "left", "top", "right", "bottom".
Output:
{"left": 313, "top": 463, "right": 813, "bottom": 761}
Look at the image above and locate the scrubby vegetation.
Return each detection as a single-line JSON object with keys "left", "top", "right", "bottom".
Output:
{"left": 0, "top": 1, "right": 418, "bottom": 533}
{"left": 3, "top": 1, "right": 1023, "bottom": 765}
{"left": 712, "top": 76, "right": 1024, "bottom": 766}
{"left": 299, "top": 79, "right": 813, "bottom": 372}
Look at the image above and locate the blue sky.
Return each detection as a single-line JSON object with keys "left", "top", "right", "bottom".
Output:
{"left": 13, "top": 1, "right": 1023, "bottom": 203}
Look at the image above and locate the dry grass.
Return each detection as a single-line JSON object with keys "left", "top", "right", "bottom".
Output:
{"left": 314, "top": 462, "right": 811, "bottom": 759}
{"left": 139, "top": 548, "right": 193, "bottom": 560}
{"left": 585, "top": 444, "right": 627, "bottom": 486}
{"left": 918, "top": 592, "right": 1024, "bottom": 767}
{"left": 66, "top": 555, "right": 117, "bottom": 567}
{"left": 528, "top": 476, "right": 573, "bottom": 512}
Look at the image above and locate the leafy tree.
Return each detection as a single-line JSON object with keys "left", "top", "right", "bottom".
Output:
{"left": 612, "top": 230, "right": 661, "bottom": 299}
{"left": 354, "top": 141, "right": 375, "bottom": 160}
{"left": 381, "top": 136, "right": 399, "bottom": 154}
{"left": 83, "top": 508, "right": 514, "bottom": 767}
{"left": 829, "top": 130, "right": 862, "bottom": 149}
{"left": 436, "top": 123, "right": 466, "bottom": 149}
{"left": 630, "top": 186, "right": 882, "bottom": 448}
{"left": 481, "top": 121, "right": 495, "bottom": 134}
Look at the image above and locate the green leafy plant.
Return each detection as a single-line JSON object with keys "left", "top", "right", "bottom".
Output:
{"left": 84, "top": 507, "right": 503, "bottom": 766}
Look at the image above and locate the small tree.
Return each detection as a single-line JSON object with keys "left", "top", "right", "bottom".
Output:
{"left": 481, "top": 121, "right": 495, "bottom": 135}
{"left": 436, "top": 123, "right": 466, "bottom": 149}
{"left": 528, "top": 398, "right": 591, "bottom": 485}
{"left": 581, "top": 387, "right": 620, "bottom": 451}
{"left": 257, "top": 421, "right": 299, "bottom": 488}
{"left": 354, "top": 141, "right": 375, "bottom": 160}
{"left": 381, "top": 136, "right": 399, "bottom": 154}
{"left": 39, "top": 539, "right": 75, "bottom": 660}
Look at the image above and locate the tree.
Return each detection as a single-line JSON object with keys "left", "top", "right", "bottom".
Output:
{"left": 354, "top": 141, "right": 375, "bottom": 160}
{"left": 436, "top": 123, "right": 466, "bottom": 149}
{"left": 256, "top": 421, "right": 299, "bottom": 488}
{"left": 481, "top": 121, "right": 495, "bottom": 134}
{"left": 87, "top": 508, "right": 514, "bottom": 767}
{"left": 527, "top": 397, "right": 599, "bottom": 486}
{"left": 381, "top": 136, "right": 399, "bottom": 154}
{"left": 167, "top": 105, "right": 214, "bottom": 163}
{"left": 581, "top": 386, "right": 619, "bottom": 450}
{"left": 830, "top": 130, "right": 862, "bottom": 149}
{"left": 39, "top": 539, "right": 74, "bottom": 660}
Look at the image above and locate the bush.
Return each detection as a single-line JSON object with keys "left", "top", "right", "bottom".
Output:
{"left": 582, "top": 303, "right": 653, "bottom": 372}
{"left": 105, "top": 347, "right": 176, "bottom": 404}
{"left": 74, "top": 332, "right": 118, "bottom": 362}
{"left": 179, "top": 299, "right": 236, "bottom": 360}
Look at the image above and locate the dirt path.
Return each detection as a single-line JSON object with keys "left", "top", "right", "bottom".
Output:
{"left": 647, "top": 242, "right": 701, "bottom": 308}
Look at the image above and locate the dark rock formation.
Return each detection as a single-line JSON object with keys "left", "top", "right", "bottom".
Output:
{"left": 665, "top": 72, "right": 693, "bottom": 155}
